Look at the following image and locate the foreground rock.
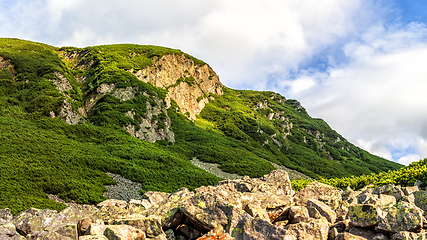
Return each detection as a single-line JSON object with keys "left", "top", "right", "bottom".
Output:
{"left": 2, "top": 170, "right": 427, "bottom": 239}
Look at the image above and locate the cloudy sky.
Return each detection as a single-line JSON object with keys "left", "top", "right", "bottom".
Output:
{"left": 1, "top": 0, "right": 427, "bottom": 165}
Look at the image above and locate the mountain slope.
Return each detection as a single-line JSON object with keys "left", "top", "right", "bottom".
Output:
{"left": 0, "top": 38, "right": 402, "bottom": 214}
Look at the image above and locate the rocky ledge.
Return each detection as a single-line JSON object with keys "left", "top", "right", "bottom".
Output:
{"left": 1, "top": 170, "right": 427, "bottom": 239}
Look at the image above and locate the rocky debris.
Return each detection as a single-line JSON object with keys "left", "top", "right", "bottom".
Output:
{"left": 104, "top": 172, "right": 144, "bottom": 201}
{"left": 3, "top": 173, "right": 427, "bottom": 239}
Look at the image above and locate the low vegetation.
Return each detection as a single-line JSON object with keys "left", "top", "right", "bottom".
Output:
{"left": 291, "top": 158, "right": 427, "bottom": 191}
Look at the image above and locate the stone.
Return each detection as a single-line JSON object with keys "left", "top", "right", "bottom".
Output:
{"left": 348, "top": 226, "right": 378, "bottom": 239}
{"left": 196, "top": 226, "right": 234, "bottom": 240}
{"left": 336, "top": 232, "right": 367, "bottom": 240}
{"left": 306, "top": 199, "right": 336, "bottom": 224}
{"left": 0, "top": 209, "right": 13, "bottom": 224}
{"left": 376, "top": 202, "right": 423, "bottom": 233}
{"left": 12, "top": 208, "right": 58, "bottom": 236}
{"left": 43, "top": 223, "right": 78, "bottom": 240}
{"left": 103, "top": 225, "right": 146, "bottom": 240}
{"left": 403, "top": 186, "right": 420, "bottom": 196}
{"left": 390, "top": 231, "right": 425, "bottom": 240}
{"left": 288, "top": 206, "right": 310, "bottom": 224}
{"left": 164, "top": 229, "right": 175, "bottom": 240}
{"left": 307, "top": 206, "right": 323, "bottom": 220}
{"left": 283, "top": 217, "right": 329, "bottom": 240}
{"left": 79, "top": 235, "right": 109, "bottom": 240}
{"left": 259, "top": 170, "right": 295, "bottom": 196}
{"left": 372, "top": 233, "right": 390, "bottom": 240}
{"left": 243, "top": 201, "right": 270, "bottom": 221}
{"left": 372, "top": 185, "right": 405, "bottom": 201}
{"left": 97, "top": 199, "right": 128, "bottom": 209}
{"left": 331, "top": 221, "right": 350, "bottom": 233}
{"left": 78, "top": 218, "right": 91, "bottom": 236}
{"left": 85, "top": 224, "right": 107, "bottom": 236}
{"left": 348, "top": 204, "right": 381, "bottom": 227}
{"left": 231, "top": 216, "right": 289, "bottom": 240}
{"left": 294, "top": 181, "right": 342, "bottom": 209}
{"left": 0, "top": 222, "right": 25, "bottom": 240}
{"left": 113, "top": 215, "right": 163, "bottom": 238}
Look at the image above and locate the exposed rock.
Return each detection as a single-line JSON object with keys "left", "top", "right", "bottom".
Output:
{"left": 372, "top": 185, "right": 405, "bottom": 202}
{"left": 104, "top": 224, "right": 146, "bottom": 240}
{"left": 0, "top": 209, "right": 13, "bottom": 224}
{"left": 288, "top": 206, "right": 310, "bottom": 224}
{"left": 57, "top": 98, "right": 82, "bottom": 124}
{"left": 348, "top": 226, "right": 378, "bottom": 239}
{"left": 348, "top": 204, "right": 381, "bottom": 227}
{"left": 336, "top": 232, "right": 367, "bottom": 240}
{"left": 134, "top": 54, "right": 223, "bottom": 120}
{"left": 403, "top": 186, "right": 420, "bottom": 196}
{"left": 376, "top": 202, "right": 423, "bottom": 234}
{"left": 0, "top": 223, "right": 25, "bottom": 240}
{"left": 6, "top": 170, "right": 427, "bottom": 239}
{"left": 283, "top": 217, "right": 330, "bottom": 240}
{"left": 306, "top": 199, "right": 337, "bottom": 224}
{"left": 294, "top": 181, "right": 342, "bottom": 208}
{"left": 390, "top": 231, "right": 425, "bottom": 240}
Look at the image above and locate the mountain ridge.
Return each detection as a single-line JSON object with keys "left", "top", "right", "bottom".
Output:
{"left": 0, "top": 38, "right": 402, "bottom": 214}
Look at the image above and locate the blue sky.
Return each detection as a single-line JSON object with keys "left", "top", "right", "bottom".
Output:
{"left": 1, "top": 0, "right": 427, "bottom": 165}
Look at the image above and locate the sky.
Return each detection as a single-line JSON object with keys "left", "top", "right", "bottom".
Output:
{"left": 1, "top": 0, "right": 427, "bottom": 165}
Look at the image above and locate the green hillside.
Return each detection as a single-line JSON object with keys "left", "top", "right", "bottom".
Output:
{"left": 0, "top": 38, "right": 403, "bottom": 214}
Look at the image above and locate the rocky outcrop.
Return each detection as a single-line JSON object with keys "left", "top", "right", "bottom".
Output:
{"left": 0, "top": 56, "right": 16, "bottom": 78}
{"left": 3, "top": 172, "right": 427, "bottom": 239}
{"left": 123, "top": 94, "right": 175, "bottom": 143}
{"left": 132, "top": 54, "right": 223, "bottom": 120}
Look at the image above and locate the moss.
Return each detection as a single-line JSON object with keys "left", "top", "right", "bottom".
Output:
{"left": 198, "top": 200, "right": 206, "bottom": 208}
{"left": 348, "top": 205, "right": 378, "bottom": 226}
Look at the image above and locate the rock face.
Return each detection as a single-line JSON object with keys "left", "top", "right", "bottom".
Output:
{"left": 3, "top": 173, "right": 427, "bottom": 239}
{"left": 133, "top": 54, "right": 223, "bottom": 120}
{"left": 54, "top": 51, "right": 223, "bottom": 142}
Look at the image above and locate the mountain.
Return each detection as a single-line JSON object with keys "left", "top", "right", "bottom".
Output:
{"left": 0, "top": 38, "right": 402, "bottom": 214}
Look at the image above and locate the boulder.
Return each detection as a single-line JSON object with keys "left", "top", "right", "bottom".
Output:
{"left": 390, "top": 231, "right": 425, "bottom": 240}
{"left": 372, "top": 185, "right": 405, "bottom": 201}
{"left": 288, "top": 206, "right": 310, "bottom": 224}
{"left": 196, "top": 226, "right": 234, "bottom": 240}
{"left": 284, "top": 217, "right": 329, "bottom": 240}
{"left": 403, "top": 186, "right": 420, "bottom": 196}
{"left": 231, "top": 215, "right": 290, "bottom": 240}
{"left": 0, "top": 222, "right": 25, "bottom": 240}
{"left": 142, "top": 191, "right": 170, "bottom": 205}
{"left": 79, "top": 235, "right": 109, "bottom": 240}
{"left": 376, "top": 202, "right": 423, "bottom": 233}
{"left": 0, "top": 209, "right": 13, "bottom": 224}
{"left": 12, "top": 208, "right": 58, "bottom": 236}
{"left": 348, "top": 226, "right": 378, "bottom": 239}
{"left": 294, "top": 181, "right": 342, "bottom": 209}
{"left": 103, "top": 225, "right": 146, "bottom": 240}
{"left": 306, "top": 199, "right": 337, "bottom": 224}
{"left": 336, "top": 232, "right": 368, "bottom": 240}
{"left": 348, "top": 204, "right": 381, "bottom": 227}
{"left": 113, "top": 215, "right": 163, "bottom": 238}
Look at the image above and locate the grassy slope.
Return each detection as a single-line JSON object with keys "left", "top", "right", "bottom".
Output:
{"left": 0, "top": 38, "right": 404, "bottom": 214}
{"left": 196, "top": 88, "right": 402, "bottom": 178}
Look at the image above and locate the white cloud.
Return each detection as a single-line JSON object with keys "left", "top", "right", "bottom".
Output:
{"left": 398, "top": 154, "right": 421, "bottom": 166}
{"left": 288, "top": 23, "right": 427, "bottom": 162}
